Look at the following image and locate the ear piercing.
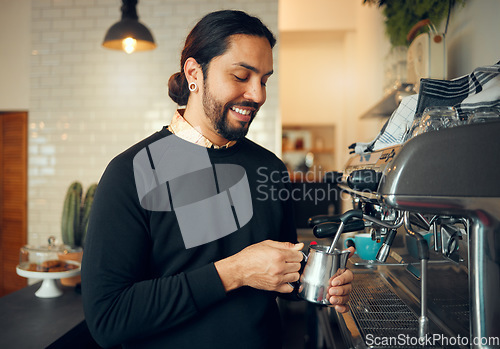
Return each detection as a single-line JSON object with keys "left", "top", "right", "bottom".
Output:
{"left": 189, "top": 82, "right": 197, "bottom": 92}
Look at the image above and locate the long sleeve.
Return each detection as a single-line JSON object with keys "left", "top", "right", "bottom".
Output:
{"left": 81, "top": 133, "right": 295, "bottom": 348}
{"left": 81, "top": 153, "right": 227, "bottom": 348}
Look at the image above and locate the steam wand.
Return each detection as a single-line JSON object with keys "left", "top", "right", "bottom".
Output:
{"left": 327, "top": 220, "right": 346, "bottom": 253}
{"left": 325, "top": 209, "right": 364, "bottom": 253}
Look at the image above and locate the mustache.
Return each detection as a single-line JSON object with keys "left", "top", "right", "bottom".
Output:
{"left": 227, "top": 101, "right": 260, "bottom": 110}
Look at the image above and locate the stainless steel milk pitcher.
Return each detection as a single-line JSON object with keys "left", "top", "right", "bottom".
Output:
{"left": 298, "top": 245, "right": 350, "bottom": 305}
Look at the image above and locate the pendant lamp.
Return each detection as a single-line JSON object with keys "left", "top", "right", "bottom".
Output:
{"left": 102, "top": 0, "right": 156, "bottom": 54}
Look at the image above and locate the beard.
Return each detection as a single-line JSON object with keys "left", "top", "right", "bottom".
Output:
{"left": 202, "top": 81, "right": 258, "bottom": 142}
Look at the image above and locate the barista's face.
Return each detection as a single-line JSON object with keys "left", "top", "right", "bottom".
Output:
{"left": 201, "top": 34, "right": 273, "bottom": 141}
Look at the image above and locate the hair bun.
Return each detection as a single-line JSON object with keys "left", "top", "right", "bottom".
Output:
{"left": 168, "top": 72, "right": 189, "bottom": 106}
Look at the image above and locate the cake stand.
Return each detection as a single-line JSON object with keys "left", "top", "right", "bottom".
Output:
{"left": 16, "top": 260, "right": 81, "bottom": 298}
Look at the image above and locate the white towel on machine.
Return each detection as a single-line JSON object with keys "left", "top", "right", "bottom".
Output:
{"left": 349, "top": 94, "right": 418, "bottom": 154}
{"left": 349, "top": 60, "right": 500, "bottom": 154}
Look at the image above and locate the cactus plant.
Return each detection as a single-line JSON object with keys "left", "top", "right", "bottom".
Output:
{"left": 61, "top": 181, "right": 97, "bottom": 248}
{"left": 80, "top": 183, "right": 97, "bottom": 243}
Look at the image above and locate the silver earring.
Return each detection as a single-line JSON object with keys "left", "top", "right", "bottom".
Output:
{"left": 189, "top": 82, "right": 197, "bottom": 92}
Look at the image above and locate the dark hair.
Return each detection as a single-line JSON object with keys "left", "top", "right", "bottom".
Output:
{"left": 168, "top": 10, "right": 276, "bottom": 106}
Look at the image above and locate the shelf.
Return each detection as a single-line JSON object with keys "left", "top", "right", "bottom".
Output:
{"left": 282, "top": 125, "right": 336, "bottom": 173}
{"left": 359, "top": 82, "right": 414, "bottom": 119}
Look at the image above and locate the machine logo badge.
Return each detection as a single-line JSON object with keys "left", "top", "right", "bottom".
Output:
{"left": 380, "top": 148, "right": 396, "bottom": 162}
{"left": 132, "top": 134, "right": 253, "bottom": 249}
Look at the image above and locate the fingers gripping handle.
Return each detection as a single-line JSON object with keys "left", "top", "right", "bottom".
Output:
{"left": 288, "top": 251, "right": 308, "bottom": 291}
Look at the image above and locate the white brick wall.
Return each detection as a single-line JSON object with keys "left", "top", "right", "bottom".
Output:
{"left": 29, "top": 0, "right": 280, "bottom": 246}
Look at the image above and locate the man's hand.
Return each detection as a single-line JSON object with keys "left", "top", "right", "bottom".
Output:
{"left": 215, "top": 240, "right": 304, "bottom": 293}
{"left": 327, "top": 246, "right": 355, "bottom": 313}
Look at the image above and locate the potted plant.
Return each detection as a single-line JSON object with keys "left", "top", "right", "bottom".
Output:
{"left": 59, "top": 181, "right": 97, "bottom": 286}
{"left": 362, "top": 0, "right": 467, "bottom": 47}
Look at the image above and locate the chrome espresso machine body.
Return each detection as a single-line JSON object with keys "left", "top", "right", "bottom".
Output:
{"left": 328, "top": 121, "right": 500, "bottom": 349}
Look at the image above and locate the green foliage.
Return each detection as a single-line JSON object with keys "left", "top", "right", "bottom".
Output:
{"left": 363, "top": 0, "right": 467, "bottom": 47}
{"left": 61, "top": 181, "right": 97, "bottom": 248}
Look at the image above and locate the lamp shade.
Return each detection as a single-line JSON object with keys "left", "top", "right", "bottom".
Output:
{"left": 102, "top": 0, "right": 156, "bottom": 54}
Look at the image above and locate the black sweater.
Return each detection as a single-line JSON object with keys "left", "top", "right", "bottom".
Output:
{"left": 81, "top": 128, "right": 297, "bottom": 348}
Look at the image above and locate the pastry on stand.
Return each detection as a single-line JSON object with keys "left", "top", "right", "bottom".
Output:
{"left": 15, "top": 236, "right": 81, "bottom": 298}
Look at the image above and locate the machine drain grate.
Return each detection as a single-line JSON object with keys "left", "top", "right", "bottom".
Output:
{"left": 349, "top": 273, "right": 441, "bottom": 348}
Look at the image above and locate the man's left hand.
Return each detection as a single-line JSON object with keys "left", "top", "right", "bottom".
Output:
{"left": 327, "top": 246, "right": 355, "bottom": 313}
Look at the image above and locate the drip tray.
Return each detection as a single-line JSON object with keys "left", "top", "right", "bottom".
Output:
{"left": 349, "top": 273, "right": 442, "bottom": 349}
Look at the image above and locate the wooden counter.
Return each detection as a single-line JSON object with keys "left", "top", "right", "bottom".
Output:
{"left": 0, "top": 282, "right": 101, "bottom": 349}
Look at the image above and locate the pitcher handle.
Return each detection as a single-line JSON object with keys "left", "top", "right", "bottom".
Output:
{"left": 339, "top": 248, "right": 351, "bottom": 270}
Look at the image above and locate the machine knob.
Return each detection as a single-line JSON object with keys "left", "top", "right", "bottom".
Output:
{"left": 308, "top": 209, "right": 363, "bottom": 227}
{"left": 313, "top": 219, "right": 365, "bottom": 239}
{"left": 347, "top": 169, "right": 382, "bottom": 192}
{"left": 307, "top": 214, "right": 340, "bottom": 227}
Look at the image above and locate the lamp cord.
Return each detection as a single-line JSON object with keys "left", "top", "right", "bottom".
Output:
{"left": 121, "top": 0, "right": 138, "bottom": 20}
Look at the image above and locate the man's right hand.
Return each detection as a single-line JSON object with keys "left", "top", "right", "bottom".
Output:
{"left": 214, "top": 240, "right": 304, "bottom": 293}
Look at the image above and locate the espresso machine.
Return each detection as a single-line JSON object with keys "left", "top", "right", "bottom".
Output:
{"left": 310, "top": 121, "right": 500, "bottom": 349}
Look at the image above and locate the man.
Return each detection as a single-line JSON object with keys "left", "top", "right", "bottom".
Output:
{"left": 82, "top": 10, "right": 353, "bottom": 348}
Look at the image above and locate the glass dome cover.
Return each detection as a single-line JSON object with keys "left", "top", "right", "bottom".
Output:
{"left": 18, "top": 236, "right": 80, "bottom": 272}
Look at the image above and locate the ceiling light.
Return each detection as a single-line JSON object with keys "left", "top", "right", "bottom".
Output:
{"left": 102, "top": 0, "right": 156, "bottom": 54}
